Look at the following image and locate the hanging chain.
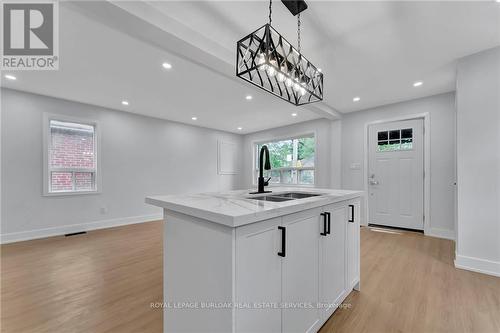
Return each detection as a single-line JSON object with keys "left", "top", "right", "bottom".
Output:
{"left": 268, "top": 0, "right": 272, "bottom": 25}
{"left": 297, "top": 13, "right": 301, "bottom": 53}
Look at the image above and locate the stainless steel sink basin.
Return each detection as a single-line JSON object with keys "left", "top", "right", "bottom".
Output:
{"left": 277, "top": 192, "right": 321, "bottom": 199}
{"left": 251, "top": 195, "right": 294, "bottom": 202}
{"left": 248, "top": 192, "right": 323, "bottom": 202}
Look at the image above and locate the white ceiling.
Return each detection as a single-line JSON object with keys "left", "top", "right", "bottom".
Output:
{"left": 144, "top": 0, "right": 500, "bottom": 112}
{"left": 1, "top": 1, "right": 499, "bottom": 134}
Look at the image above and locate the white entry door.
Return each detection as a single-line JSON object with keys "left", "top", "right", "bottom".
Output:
{"left": 368, "top": 119, "right": 424, "bottom": 230}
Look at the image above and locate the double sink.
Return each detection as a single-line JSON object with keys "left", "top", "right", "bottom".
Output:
{"left": 248, "top": 192, "right": 323, "bottom": 202}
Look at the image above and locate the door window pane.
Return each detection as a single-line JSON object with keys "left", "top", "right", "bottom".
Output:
{"left": 401, "top": 139, "right": 413, "bottom": 150}
{"left": 389, "top": 130, "right": 400, "bottom": 140}
{"left": 401, "top": 128, "right": 412, "bottom": 138}
{"left": 378, "top": 131, "right": 388, "bottom": 141}
{"left": 378, "top": 128, "right": 414, "bottom": 152}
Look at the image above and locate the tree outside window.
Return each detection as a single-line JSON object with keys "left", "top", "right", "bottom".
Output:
{"left": 256, "top": 135, "right": 315, "bottom": 185}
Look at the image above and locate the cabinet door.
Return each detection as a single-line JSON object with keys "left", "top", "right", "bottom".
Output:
{"left": 235, "top": 217, "right": 282, "bottom": 333}
{"left": 347, "top": 200, "right": 361, "bottom": 290}
{"left": 319, "top": 204, "right": 347, "bottom": 321}
{"left": 282, "top": 209, "right": 322, "bottom": 333}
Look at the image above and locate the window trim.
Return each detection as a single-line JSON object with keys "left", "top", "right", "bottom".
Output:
{"left": 251, "top": 132, "right": 317, "bottom": 187}
{"left": 43, "top": 113, "right": 101, "bottom": 196}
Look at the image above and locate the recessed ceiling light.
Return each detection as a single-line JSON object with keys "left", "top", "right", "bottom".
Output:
{"left": 353, "top": 96, "right": 361, "bottom": 102}
{"left": 191, "top": 116, "right": 197, "bottom": 121}
{"left": 245, "top": 95, "right": 252, "bottom": 100}
{"left": 162, "top": 62, "right": 172, "bottom": 69}
{"left": 4, "top": 74, "right": 16, "bottom": 80}
{"left": 121, "top": 100, "right": 129, "bottom": 106}
{"left": 237, "top": 127, "right": 243, "bottom": 130}
{"left": 291, "top": 113, "right": 298, "bottom": 117}
{"left": 413, "top": 81, "right": 423, "bottom": 87}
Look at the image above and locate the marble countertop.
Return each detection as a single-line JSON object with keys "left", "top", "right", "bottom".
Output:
{"left": 146, "top": 187, "right": 364, "bottom": 227}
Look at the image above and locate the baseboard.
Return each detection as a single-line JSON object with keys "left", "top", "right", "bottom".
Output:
{"left": 426, "top": 227, "right": 455, "bottom": 240}
{"left": 455, "top": 254, "right": 500, "bottom": 277}
{"left": 0, "top": 213, "right": 163, "bottom": 244}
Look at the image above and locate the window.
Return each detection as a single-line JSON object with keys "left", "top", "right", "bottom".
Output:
{"left": 255, "top": 135, "right": 315, "bottom": 185}
{"left": 377, "top": 128, "right": 413, "bottom": 152}
{"left": 44, "top": 116, "right": 99, "bottom": 195}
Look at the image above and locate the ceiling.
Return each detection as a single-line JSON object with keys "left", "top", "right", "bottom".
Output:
{"left": 1, "top": 1, "right": 499, "bottom": 134}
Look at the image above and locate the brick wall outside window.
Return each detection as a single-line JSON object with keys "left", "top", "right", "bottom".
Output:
{"left": 48, "top": 120, "right": 96, "bottom": 193}
{"left": 50, "top": 128, "right": 94, "bottom": 169}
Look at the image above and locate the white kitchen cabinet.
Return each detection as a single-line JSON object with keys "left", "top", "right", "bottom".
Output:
{"left": 234, "top": 201, "right": 361, "bottom": 333}
{"left": 235, "top": 217, "right": 283, "bottom": 333}
{"left": 235, "top": 208, "right": 322, "bottom": 333}
{"left": 319, "top": 203, "right": 347, "bottom": 321}
{"left": 148, "top": 188, "right": 363, "bottom": 333}
{"left": 347, "top": 200, "right": 361, "bottom": 290}
{"left": 281, "top": 209, "right": 322, "bottom": 333}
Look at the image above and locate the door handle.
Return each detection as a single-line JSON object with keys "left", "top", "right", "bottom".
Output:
{"left": 348, "top": 205, "right": 355, "bottom": 223}
{"left": 320, "top": 213, "right": 328, "bottom": 236}
{"left": 369, "top": 179, "right": 379, "bottom": 185}
{"left": 326, "top": 212, "right": 331, "bottom": 235}
{"left": 278, "top": 226, "right": 286, "bottom": 257}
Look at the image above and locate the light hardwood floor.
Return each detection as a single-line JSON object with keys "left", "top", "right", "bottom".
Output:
{"left": 1, "top": 222, "right": 499, "bottom": 333}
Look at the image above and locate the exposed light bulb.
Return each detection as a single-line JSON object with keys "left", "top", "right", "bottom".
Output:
{"left": 266, "top": 66, "right": 277, "bottom": 77}
{"left": 277, "top": 65, "right": 287, "bottom": 82}
{"left": 256, "top": 53, "right": 268, "bottom": 71}
{"left": 266, "top": 59, "right": 277, "bottom": 77}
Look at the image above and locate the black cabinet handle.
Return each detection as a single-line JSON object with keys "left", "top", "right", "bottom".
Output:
{"left": 348, "top": 205, "right": 355, "bottom": 223}
{"left": 320, "top": 213, "right": 328, "bottom": 236}
{"left": 278, "top": 226, "right": 286, "bottom": 257}
{"left": 326, "top": 212, "right": 331, "bottom": 234}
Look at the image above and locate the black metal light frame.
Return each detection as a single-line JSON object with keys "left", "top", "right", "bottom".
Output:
{"left": 236, "top": 23, "right": 323, "bottom": 106}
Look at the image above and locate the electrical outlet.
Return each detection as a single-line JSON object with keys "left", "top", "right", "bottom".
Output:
{"left": 100, "top": 206, "right": 108, "bottom": 214}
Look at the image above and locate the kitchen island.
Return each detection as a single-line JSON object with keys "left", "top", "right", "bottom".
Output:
{"left": 146, "top": 187, "right": 363, "bottom": 333}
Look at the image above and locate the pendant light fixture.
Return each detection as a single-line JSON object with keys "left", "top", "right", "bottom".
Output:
{"left": 236, "top": 0, "right": 323, "bottom": 106}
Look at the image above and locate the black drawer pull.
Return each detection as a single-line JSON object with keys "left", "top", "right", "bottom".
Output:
{"left": 278, "top": 226, "right": 286, "bottom": 257}
{"left": 320, "top": 213, "right": 328, "bottom": 236}
{"left": 348, "top": 205, "right": 355, "bottom": 223}
{"left": 326, "top": 212, "right": 331, "bottom": 234}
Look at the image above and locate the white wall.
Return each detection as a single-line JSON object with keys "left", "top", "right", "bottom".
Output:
{"left": 341, "top": 93, "right": 456, "bottom": 239}
{"left": 1, "top": 88, "right": 243, "bottom": 242}
{"left": 241, "top": 119, "right": 342, "bottom": 189}
{"left": 455, "top": 46, "right": 500, "bottom": 277}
